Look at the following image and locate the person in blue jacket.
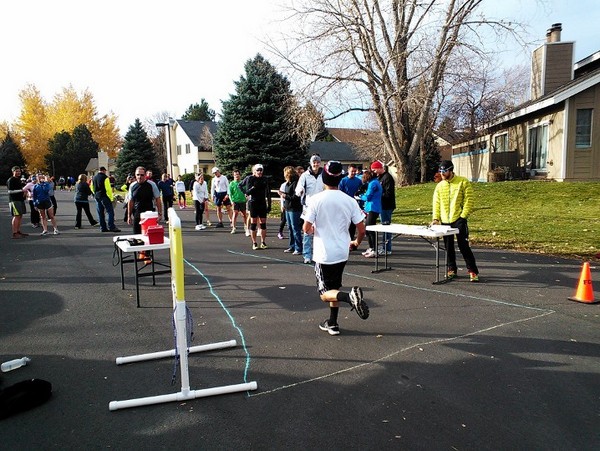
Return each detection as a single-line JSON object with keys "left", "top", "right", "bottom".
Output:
{"left": 360, "top": 169, "right": 382, "bottom": 258}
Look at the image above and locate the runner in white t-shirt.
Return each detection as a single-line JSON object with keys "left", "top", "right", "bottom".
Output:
{"left": 302, "top": 160, "right": 370, "bottom": 336}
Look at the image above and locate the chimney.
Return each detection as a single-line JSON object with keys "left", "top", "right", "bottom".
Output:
{"left": 546, "top": 23, "right": 562, "bottom": 43}
{"left": 531, "top": 23, "right": 573, "bottom": 99}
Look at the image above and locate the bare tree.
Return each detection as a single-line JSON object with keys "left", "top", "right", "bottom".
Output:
{"left": 269, "top": 0, "right": 527, "bottom": 185}
{"left": 439, "top": 58, "right": 529, "bottom": 139}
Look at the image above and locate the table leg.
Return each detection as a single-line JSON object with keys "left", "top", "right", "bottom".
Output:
{"left": 134, "top": 251, "right": 140, "bottom": 308}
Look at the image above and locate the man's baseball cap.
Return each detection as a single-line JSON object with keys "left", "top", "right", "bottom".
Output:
{"left": 439, "top": 160, "right": 454, "bottom": 171}
{"left": 211, "top": 167, "right": 219, "bottom": 174}
{"left": 253, "top": 164, "right": 264, "bottom": 171}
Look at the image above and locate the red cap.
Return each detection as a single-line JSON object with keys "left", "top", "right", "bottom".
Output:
{"left": 370, "top": 160, "right": 384, "bottom": 170}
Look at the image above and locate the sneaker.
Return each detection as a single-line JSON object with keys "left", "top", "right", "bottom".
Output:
{"left": 230, "top": 227, "right": 236, "bottom": 234}
{"left": 283, "top": 247, "right": 294, "bottom": 253}
{"left": 349, "top": 286, "right": 369, "bottom": 319}
{"left": 259, "top": 243, "right": 268, "bottom": 250}
{"left": 200, "top": 224, "right": 207, "bottom": 230}
{"left": 91, "top": 222, "right": 99, "bottom": 227}
{"left": 362, "top": 248, "right": 373, "bottom": 256}
{"left": 53, "top": 229, "right": 60, "bottom": 235}
{"left": 206, "top": 221, "right": 212, "bottom": 226}
{"left": 363, "top": 249, "right": 376, "bottom": 258}
{"left": 303, "top": 258, "right": 312, "bottom": 264}
{"left": 319, "top": 320, "right": 340, "bottom": 336}
{"left": 469, "top": 272, "right": 479, "bottom": 282}
{"left": 277, "top": 232, "right": 284, "bottom": 240}
{"left": 252, "top": 243, "right": 259, "bottom": 250}
{"left": 447, "top": 270, "right": 456, "bottom": 280}
{"left": 216, "top": 222, "right": 224, "bottom": 228}
{"left": 31, "top": 223, "right": 40, "bottom": 228}
{"left": 40, "top": 230, "right": 49, "bottom": 236}
{"left": 245, "top": 228, "right": 250, "bottom": 237}
{"left": 292, "top": 251, "right": 301, "bottom": 255}
{"left": 195, "top": 224, "right": 203, "bottom": 231}
{"left": 74, "top": 226, "right": 81, "bottom": 230}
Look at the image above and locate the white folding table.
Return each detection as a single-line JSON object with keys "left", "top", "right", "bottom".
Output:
{"left": 365, "top": 224, "right": 459, "bottom": 283}
{"left": 113, "top": 234, "right": 171, "bottom": 307}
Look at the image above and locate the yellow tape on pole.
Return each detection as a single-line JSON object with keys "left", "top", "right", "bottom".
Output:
{"left": 168, "top": 208, "right": 185, "bottom": 303}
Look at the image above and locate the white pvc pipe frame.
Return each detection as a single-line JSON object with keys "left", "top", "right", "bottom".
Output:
{"left": 109, "top": 208, "right": 257, "bottom": 411}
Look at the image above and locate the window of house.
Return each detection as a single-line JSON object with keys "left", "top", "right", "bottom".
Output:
{"left": 494, "top": 133, "right": 509, "bottom": 152}
{"left": 576, "top": 109, "right": 593, "bottom": 148}
{"left": 185, "top": 144, "right": 191, "bottom": 154}
{"left": 177, "top": 145, "right": 182, "bottom": 156}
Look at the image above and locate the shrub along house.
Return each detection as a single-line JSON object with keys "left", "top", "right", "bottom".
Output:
{"left": 451, "top": 24, "right": 600, "bottom": 182}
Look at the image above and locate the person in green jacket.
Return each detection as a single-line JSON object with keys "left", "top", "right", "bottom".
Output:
{"left": 431, "top": 160, "right": 479, "bottom": 282}
{"left": 228, "top": 169, "right": 249, "bottom": 235}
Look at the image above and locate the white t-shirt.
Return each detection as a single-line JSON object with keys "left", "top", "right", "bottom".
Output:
{"left": 211, "top": 175, "right": 229, "bottom": 194}
{"left": 303, "top": 189, "right": 365, "bottom": 264}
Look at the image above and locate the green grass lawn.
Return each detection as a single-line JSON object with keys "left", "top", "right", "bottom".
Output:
{"left": 393, "top": 180, "right": 600, "bottom": 260}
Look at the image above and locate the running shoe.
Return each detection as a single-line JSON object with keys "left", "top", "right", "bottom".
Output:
{"left": 303, "top": 258, "right": 312, "bottom": 264}
{"left": 319, "top": 320, "right": 340, "bottom": 336}
{"left": 259, "top": 243, "right": 268, "bottom": 250}
{"left": 349, "top": 286, "right": 369, "bottom": 319}
{"left": 363, "top": 249, "right": 376, "bottom": 258}
{"left": 292, "top": 251, "right": 301, "bottom": 255}
{"left": 283, "top": 247, "right": 294, "bottom": 253}
{"left": 40, "top": 230, "right": 49, "bottom": 236}
{"left": 195, "top": 224, "right": 203, "bottom": 231}
{"left": 252, "top": 243, "right": 259, "bottom": 250}
{"left": 216, "top": 222, "right": 224, "bottom": 228}
{"left": 277, "top": 232, "right": 284, "bottom": 240}
{"left": 447, "top": 270, "right": 456, "bottom": 280}
{"left": 53, "top": 229, "right": 60, "bottom": 235}
{"left": 230, "top": 227, "right": 236, "bottom": 234}
{"left": 469, "top": 272, "right": 479, "bottom": 282}
{"left": 362, "top": 248, "right": 373, "bottom": 256}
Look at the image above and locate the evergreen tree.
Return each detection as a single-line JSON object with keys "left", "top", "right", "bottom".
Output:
{"left": 181, "top": 99, "right": 216, "bottom": 121}
{"left": 0, "top": 133, "right": 27, "bottom": 182}
{"left": 70, "top": 124, "right": 100, "bottom": 177}
{"left": 213, "top": 54, "right": 307, "bottom": 182}
{"left": 46, "top": 131, "right": 71, "bottom": 177}
{"left": 46, "top": 125, "right": 99, "bottom": 178}
{"left": 115, "top": 119, "right": 156, "bottom": 184}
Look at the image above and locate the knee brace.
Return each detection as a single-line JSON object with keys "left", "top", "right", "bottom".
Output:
{"left": 260, "top": 222, "right": 267, "bottom": 230}
{"left": 250, "top": 223, "right": 258, "bottom": 231}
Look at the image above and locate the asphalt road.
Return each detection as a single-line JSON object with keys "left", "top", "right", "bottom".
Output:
{"left": 1, "top": 189, "right": 599, "bottom": 450}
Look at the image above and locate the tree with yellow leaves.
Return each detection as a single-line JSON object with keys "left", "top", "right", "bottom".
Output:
{"left": 13, "top": 84, "right": 122, "bottom": 171}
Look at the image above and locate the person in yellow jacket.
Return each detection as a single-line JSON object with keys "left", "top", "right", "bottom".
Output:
{"left": 431, "top": 160, "right": 479, "bottom": 282}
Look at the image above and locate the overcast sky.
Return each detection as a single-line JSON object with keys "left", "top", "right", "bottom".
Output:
{"left": 1, "top": 0, "right": 598, "bottom": 134}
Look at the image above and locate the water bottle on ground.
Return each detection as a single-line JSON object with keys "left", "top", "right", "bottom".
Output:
{"left": 1, "top": 357, "right": 31, "bottom": 372}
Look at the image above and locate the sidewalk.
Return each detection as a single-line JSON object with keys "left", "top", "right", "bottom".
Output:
{"left": 1, "top": 189, "right": 599, "bottom": 449}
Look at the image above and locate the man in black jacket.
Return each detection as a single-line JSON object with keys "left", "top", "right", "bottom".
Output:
{"left": 371, "top": 160, "right": 396, "bottom": 255}
{"left": 91, "top": 166, "right": 120, "bottom": 233}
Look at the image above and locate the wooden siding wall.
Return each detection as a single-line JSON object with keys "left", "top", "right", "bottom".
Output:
{"left": 567, "top": 85, "right": 600, "bottom": 180}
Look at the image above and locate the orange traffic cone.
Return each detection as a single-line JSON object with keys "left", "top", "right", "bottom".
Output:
{"left": 568, "top": 262, "right": 597, "bottom": 304}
